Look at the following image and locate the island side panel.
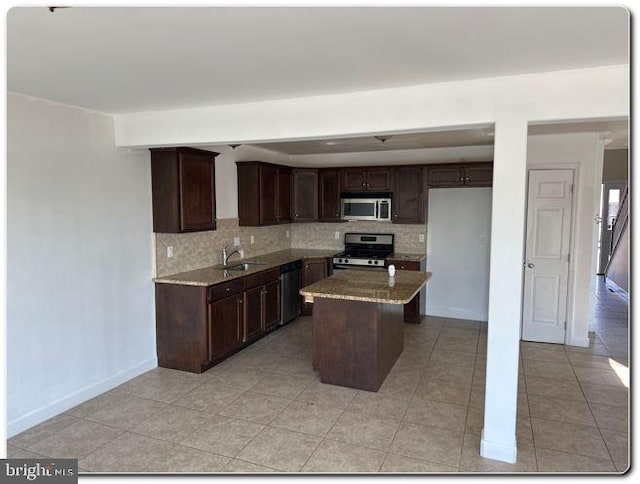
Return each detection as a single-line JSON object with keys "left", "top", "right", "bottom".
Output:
{"left": 313, "top": 297, "right": 404, "bottom": 392}
{"left": 377, "top": 302, "right": 405, "bottom": 384}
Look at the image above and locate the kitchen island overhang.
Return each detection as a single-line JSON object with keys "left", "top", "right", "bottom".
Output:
{"left": 300, "top": 269, "right": 430, "bottom": 392}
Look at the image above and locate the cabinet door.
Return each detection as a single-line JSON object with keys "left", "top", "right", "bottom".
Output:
{"left": 277, "top": 168, "right": 292, "bottom": 222}
{"left": 293, "top": 169, "right": 318, "bottom": 222}
{"left": 208, "top": 293, "right": 243, "bottom": 360}
{"left": 263, "top": 280, "right": 281, "bottom": 330}
{"left": 393, "top": 166, "right": 425, "bottom": 224}
{"left": 259, "top": 164, "right": 278, "bottom": 224}
{"left": 301, "top": 258, "right": 330, "bottom": 315}
{"left": 464, "top": 164, "right": 493, "bottom": 187}
{"left": 319, "top": 169, "right": 341, "bottom": 222}
{"left": 427, "top": 166, "right": 464, "bottom": 188}
{"left": 179, "top": 151, "right": 216, "bottom": 231}
{"left": 244, "top": 285, "right": 264, "bottom": 342}
{"left": 366, "top": 168, "right": 393, "bottom": 191}
{"left": 341, "top": 169, "right": 367, "bottom": 192}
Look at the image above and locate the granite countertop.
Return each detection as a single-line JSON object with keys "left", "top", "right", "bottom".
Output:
{"left": 299, "top": 269, "right": 430, "bottom": 305}
{"left": 154, "top": 248, "right": 338, "bottom": 287}
{"left": 386, "top": 252, "right": 426, "bottom": 262}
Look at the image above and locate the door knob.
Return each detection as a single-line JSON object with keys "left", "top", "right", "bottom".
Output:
{"left": 527, "top": 262, "right": 535, "bottom": 268}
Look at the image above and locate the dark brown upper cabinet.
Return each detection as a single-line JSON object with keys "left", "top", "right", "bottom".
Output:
{"left": 277, "top": 167, "right": 292, "bottom": 223}
{"left": 150, "top": 147, "right": 218, "bottom": 233}
{"left": 427, "top": 162, "right": 493, "bottom": 188}
{"left": 392, "top": 166, "right": 426, "bottom": 224}
{"left": 318, "top": 168, "right": 342, "bottom": 222}
{"left": 236, "top": 161, "right": 292, "bottom": 226}
{"left": 341, "top": 167, "right": 393, "bottom": 192}
{"left": 292, "top": 169, "right": 318, "bottom": 222}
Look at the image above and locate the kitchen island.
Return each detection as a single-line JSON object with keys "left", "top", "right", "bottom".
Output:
{"left": 300, "top": 269, "right": 430, "bottom": 392}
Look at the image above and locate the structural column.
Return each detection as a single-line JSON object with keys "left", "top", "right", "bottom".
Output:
{"left": 481, "top": 117, "right": 528, "bottom": 463}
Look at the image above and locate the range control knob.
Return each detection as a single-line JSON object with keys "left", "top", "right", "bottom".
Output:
{"left": 344, "top": 259, "right": 349, "bottom": 264}
{"left": 368, "top": 260, "right": 373, "bottom": 264}
{"left": 374, "top": 260, "right": 380, "bottom": 265}
{"left": 338, "top": 258, "right": 343, "bottom": 263}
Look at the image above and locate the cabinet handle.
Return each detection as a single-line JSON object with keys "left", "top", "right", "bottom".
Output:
{"left": 237, "top": 299, "right": 243, "bottom": 341}
{"left": 225, "top": 287, "right": 230, "bottom": 292}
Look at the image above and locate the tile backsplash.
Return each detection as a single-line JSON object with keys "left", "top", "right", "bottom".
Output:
{"left": 155, "top": 218, "right": 426, "bottom": 277}
{"left": 155, "top": 218, "right": 290, "bottom": 277}
{"left": 290, "top": 221, "right": 426, "bottom": 253}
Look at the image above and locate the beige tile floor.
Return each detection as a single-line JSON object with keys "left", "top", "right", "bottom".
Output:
{"left": 8, "top": 277, "right": 628, "bottom": 474}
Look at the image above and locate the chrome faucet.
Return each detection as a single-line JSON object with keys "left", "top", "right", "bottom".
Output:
{"left": 222, "top": 245, "right": 241, "bottom": 266}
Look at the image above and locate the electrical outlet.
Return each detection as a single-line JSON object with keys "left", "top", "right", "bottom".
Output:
{"left": 167, "top": 246, "right": 174, "bottom": 258}
{"left": 250, "top": 235, "right": 255, "bottom": 244}
{"left": 286, "top": 230, "right": 290, "bottom": 238}
{"left": 334, "top": 231, "right": 340, "bottom": 240}
{"left": 233, "top": 237, "right": 240, "bottom": 246}
{"left": 418, "top": 234, "right": 425, "bottom": 243}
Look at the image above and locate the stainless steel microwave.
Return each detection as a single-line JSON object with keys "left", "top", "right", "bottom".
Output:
{"left": 340, "top": 194, "right": 392, "bottom": 222}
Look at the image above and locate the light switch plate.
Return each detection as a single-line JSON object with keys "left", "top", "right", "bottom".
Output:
{"left": 250, "top": 235, "right": 255, "bottom": 244}
{"left": 418, "top": 234, "right": 425, "bottom": 243}
{"left": 167, "top": 246, "right": 174, "bottom": 258}
{"left": 233, "top": 237, "right": 240, "bottom": 246}
{"left": 334, "top": 231, "right": 340, "bottom": 240}
{"left": 286, "top": 230, "right": 290, "bottom": 238}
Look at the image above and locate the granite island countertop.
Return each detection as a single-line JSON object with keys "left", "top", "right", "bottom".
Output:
{"left": 153, "top": 248, "right": 338, "bottom": 287}
{"left": 386, "top": 252, "right": 426, "bottom": 262}
{"left": 299, "top": 269, "right": 430, "bottom": 305}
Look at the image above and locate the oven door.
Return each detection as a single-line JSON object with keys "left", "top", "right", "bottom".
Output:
{"left": 340, "top": 198, "right": 378, "bottom": 221}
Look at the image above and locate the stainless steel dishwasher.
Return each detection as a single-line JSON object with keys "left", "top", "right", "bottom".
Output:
{"left": 280, "top": 260, "right": 302, "bottom": 325}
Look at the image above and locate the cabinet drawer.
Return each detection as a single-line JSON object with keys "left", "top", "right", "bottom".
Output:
{"left": 208, "top": 279, "right": 244, "bottom": 302}
{"left": 386, "top": 260, "right": 420, "bottom": 271}
{"left": 243, "top": 267, "right": 280, "bottom": 290}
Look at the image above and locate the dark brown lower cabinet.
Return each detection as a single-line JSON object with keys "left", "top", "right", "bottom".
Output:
{"left": 386, "top": 258, "right": 426, "bottom": 324}
{"left": 155, "top": 267, "right": 281, "bottom": 374}
{"left": 300, "top": 257, "right": 332, "bottom": 315}
{"left": 243, "top": 268, "right": 281, "bottom": 342}
{"left": 209, "top": 292, "right": 243, "bottom": 360}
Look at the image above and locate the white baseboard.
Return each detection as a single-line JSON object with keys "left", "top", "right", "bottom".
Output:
{"left": 605, "top": 278, "right": 629, "bottom": 302}
{"left": 426, "top": 306, "right": 488, "bottom": 322}
{"left": 480, "top": 429, "right": 518, "bottom": 463}
{"left": 7, "top": 356, "right": 158, "bottom": 438}
{"left": 566, "top": 335, "right": 590, "bottom": 348}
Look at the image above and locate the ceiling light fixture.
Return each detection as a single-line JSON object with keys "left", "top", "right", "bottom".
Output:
{"left": 374, "top": 135, "right": 393, "bottom": 143}
{"left": 48, "top": 6, "right": 70, "bottom": 13}
{"left": 228, "top": 144, "right": 241, "bottom": 150}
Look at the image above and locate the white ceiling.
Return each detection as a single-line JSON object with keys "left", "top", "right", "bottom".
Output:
{"left": 7, "top": 6, "right": 628, "bottom": 114}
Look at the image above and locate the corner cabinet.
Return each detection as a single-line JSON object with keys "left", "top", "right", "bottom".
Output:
{"left": 392, "top": 166, "right": 426, "bottom": 224}
{"left": 150, "top": 147, "right": 218, "bottom": 233}
{"left": 292, "top": 169, "right": 319, "bottom": 222}
{"left": 155, "top": 279, "right": 243, "bottom": 373}
{"left": 341, "top": 167, "right": 393, "bottom": 192}
{"left": 427, "top": 163, "right": 493, "bottom": 188}
{"left": 237, "top": 161, "right": 292, "bottom": 226}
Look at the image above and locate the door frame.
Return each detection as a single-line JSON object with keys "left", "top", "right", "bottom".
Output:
{"left": 597, "top": 180, "right": 627, "bottom": 274}
{"left": 521, "top": 164, "right": 579, "bottom": 343}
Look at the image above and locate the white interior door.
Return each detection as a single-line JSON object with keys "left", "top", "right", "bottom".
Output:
{"left": 522, "top": 170, "right": 574, "bottom": 343}
{"left": 597, "top": 181, "right": 626, "bottom": 274}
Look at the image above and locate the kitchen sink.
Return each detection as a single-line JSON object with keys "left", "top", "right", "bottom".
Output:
{"left": 225, "top": 262, "right": 266, "bottom": 271}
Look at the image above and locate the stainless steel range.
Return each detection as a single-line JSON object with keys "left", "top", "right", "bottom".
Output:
{"left": 332, "top": 233, "right": 394, "bottom": 269}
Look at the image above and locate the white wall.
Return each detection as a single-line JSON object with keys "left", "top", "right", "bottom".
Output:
{"left": 527, "top": 133, "right": 604, "bottom": 347}
{"left": 426, "top": 188, "right": 492, "bottom": 321}
{"left": 6, "top": 92, "right": 157, "bottom": 436}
